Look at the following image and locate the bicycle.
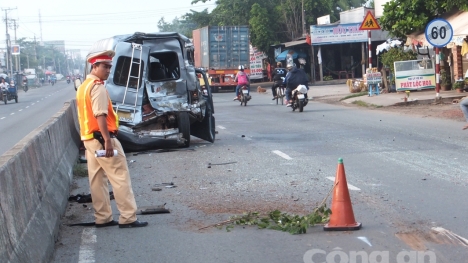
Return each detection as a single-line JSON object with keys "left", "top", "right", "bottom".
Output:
{"left": 275, "top": 85, "right": 286, "bottom": 105}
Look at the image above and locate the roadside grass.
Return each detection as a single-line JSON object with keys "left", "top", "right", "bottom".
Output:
{"left": 352, "top": 100, "right": 383, "bottom": 108}
{"left": 339, "top": 91, "right": 367, "bottom": 101}
{"left": 73, "top": 163, "right": 88, "bottom": 177}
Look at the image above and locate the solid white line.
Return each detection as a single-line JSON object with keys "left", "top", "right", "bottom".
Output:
{"left": 272, "top": 150, "right": 292, "bottom": 160}
{"left": 217, "top": 125, "right": 226, "bottom": 130}
{"left": 78, "top": 228, "right": 96, "bottom": 263}
{"left": 327, "top": 177, "right": 361, "bottom": 191}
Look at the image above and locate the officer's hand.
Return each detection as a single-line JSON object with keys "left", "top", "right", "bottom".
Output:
{"left": 104, "top": 140, "right": 114, "bottom": 157}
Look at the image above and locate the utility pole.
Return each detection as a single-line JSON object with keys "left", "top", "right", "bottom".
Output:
{"left": 2, "top": 7, "right": 17, "bottom": 78}
{"left": 302, "top": 0, "right": 306, "bottom": 37}
{"left": 39, "top": 10, "right": 43, "bottom": 43}
{"left": 10, "top": 18, "right": 19, "bottom": 73}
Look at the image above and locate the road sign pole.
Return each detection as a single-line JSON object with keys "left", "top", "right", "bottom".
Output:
{"left": 368, "top": 30, "right": 372, "bottom": 69}
{"left": 424, "top": 18, "right": 453, "bottom": 98}
{"left": 435, "top": 47, "right": 440, "bottom": 96}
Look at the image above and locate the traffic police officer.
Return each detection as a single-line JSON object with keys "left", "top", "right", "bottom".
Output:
{"left": 76, "top": 50, "right": 148, "bottom": 228}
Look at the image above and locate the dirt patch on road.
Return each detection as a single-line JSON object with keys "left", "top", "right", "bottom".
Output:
{"left": 315, "top": 95, "right": 466, "bottom": 123}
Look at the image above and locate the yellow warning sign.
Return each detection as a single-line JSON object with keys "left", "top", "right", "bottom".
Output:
{"left": 359, "top": 11, "right": 381, "bottom": 30}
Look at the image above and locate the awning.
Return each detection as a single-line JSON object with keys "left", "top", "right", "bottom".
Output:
{"left": 284, "top": 39, "right": 307, "bottom": 47}
{"left": 406, "top": 11, "right": 468, "bottom": 47}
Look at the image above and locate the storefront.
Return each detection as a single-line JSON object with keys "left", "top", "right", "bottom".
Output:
{"left": 310, "top": 7, "right": 389, "bottom": 82}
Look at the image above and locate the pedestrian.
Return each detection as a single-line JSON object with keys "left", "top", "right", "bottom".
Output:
{"left": 76, "top": 50, "right": 148, "bottom": 228}
{"left": 461, "top": 97, "right": 468, "bottom": 130}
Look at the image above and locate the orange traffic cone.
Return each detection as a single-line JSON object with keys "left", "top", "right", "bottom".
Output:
{"left": 324, "top": 158, "right": 362, "bottom": 231}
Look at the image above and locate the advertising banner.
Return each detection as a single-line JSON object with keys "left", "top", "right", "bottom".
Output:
{"left": 310, "top": 23, "right": 367, "bottom": 45}
{"left": 11, "top": 45, "right": 20, "bottom": 55}
{"left": 394, "top": 60, "right": 435, "bottom": 91}
{"left": 250, "top": 45, "right": 265, "bottom": 80}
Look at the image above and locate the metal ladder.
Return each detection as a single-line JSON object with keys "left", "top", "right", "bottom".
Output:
{"left": 116, "top": 43, "right": 142, "bottom": 122}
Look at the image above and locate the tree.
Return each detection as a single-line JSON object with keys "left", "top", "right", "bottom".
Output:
{"left": 157, "top": 17, "right": 195, "bottom": 37}
{"left": 183, "top": 9, "right": 212, "bottom": 28}
{"left": 380, "top": 0, "right": 468, "bottom": 39}
{"left": 249, "top": 3, "right": 275, "bottom": 53}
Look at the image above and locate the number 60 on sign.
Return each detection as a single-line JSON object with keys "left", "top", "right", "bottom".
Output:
{"left": 424, "top": 18, "right": 453, "bottom": 47}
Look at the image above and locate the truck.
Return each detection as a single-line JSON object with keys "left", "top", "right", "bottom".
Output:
{"left": 192, "top": 26, "right": 250, "bottom": 93}
{"left": 76, "top": 32, "right": 216, "bottom": 151}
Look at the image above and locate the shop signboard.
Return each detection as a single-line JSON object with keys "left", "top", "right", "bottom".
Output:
{"left": 394, "top": 59, "right": 436, "bottom": 91}
{"left": 249, "top": 45, "right": 265, "bottom": 80}
{"left": 310, "top": 23, "right": 367, "bottom": 45}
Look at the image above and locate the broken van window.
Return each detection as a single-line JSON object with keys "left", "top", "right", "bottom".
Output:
{"left": 113, "top": 56, "right": 144, "bottom": 88}
{"left": 148, "top": 52, "right": 180, "bottom": 81}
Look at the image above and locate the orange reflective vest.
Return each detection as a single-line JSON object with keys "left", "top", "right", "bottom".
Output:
{"left": 76, "top": 78, "right": 119, "bottom": 141}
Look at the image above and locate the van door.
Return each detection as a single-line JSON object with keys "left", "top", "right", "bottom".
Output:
{"left": 190, "top": 69, "right": 215, "bottom": 143}
{"left": 107, "top": 42, "right": 150, "bottom": 111}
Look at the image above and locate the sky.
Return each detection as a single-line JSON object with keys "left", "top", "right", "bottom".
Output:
{"left": 1, "top": 0, "right": 216, "bottom": 57}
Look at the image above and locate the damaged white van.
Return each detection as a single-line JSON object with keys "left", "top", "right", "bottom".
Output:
{"left": 77, "top": 32, "right": 215, "bottom": 151}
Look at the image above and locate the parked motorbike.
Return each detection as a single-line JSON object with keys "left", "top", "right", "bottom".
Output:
{"left": 290, "top": 85, "right": 308, "bottom": 112}
{"left": 238, "top": 85, "right": 251, "bottom": 106}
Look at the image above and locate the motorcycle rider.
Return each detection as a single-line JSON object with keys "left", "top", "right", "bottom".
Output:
{"left": 284, "top": 61, "right": 309, "bottom": 107}
{"left": 271, "top": 62, "right": 287, "bottom": 100}
{"left": 0, "top": 78, "right": 9, "bottom": 90}
{"left": 233, "top": 65, "right": 250, "bottom": 101}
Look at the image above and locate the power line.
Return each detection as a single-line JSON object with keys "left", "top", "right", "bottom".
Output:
{"left": 18, "top": 3, "right": 216, "bottom": 19}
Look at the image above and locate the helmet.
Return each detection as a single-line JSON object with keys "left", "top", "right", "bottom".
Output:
{"left": 286, "top": 62, "right": 295, "bottom": 70}
{"left": 238, "top": 65, "right": 244, "bottom": 70}
{"left": 276, "top": 62, "right": 282, "bottom": 67}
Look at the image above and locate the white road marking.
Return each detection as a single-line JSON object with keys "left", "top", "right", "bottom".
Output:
{"left": 25, "top": 106, "right": 29, "bottom": 108}
{"left": 78, "top": 228, "right": 96, "bottom": 263}
{"left": 357, "top": 236, "right": 372, "bottom": 246}
{"left": 19, "top": 109, "right": 22, "bottom": 112}
{"left": 326, "top": 177, "right": 361, "bottom": 191}
{"left": 10, "top": 113, "right": 14, "bottom": 115}
{"left": 272, "top": 150, "right": 292, "bottom": 160}
{"left": 244, "top": 137, "right": 252, "bottom": 140}
{"left": 432, "top": 227, "right": 468, "bottom": 247}
{"left": 0, "top": 117, "right": 5, "bottom": 120}
{"left": 217, "top": 125, "right": 226, "bottom": 130}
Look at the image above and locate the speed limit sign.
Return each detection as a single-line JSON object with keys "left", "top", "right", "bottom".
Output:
{"left": 425, "top": 18, "right": 453, "bottom": 47}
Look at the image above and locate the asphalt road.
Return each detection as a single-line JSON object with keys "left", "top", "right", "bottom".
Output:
{"left": 0, "top": 81, "right": 76, "bottom": 156}
{"left": 53, "top": 90, "right": 468, "bottom": 263}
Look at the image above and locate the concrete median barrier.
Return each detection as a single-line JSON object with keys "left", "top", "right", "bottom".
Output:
{"left": 0, "top": 100, "right": 80, "bottom": 263}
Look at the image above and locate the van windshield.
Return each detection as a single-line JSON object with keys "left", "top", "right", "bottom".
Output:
{"left": 148, "top": 52, "right": 180, "bottom": 82}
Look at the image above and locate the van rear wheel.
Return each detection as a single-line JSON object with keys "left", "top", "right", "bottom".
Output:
{"left": 178, "top": 112, "right": 190, "bottom": 148}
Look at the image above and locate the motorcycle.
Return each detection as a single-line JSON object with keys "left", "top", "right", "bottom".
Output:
{"left": 238, "top": 85, "right": 251, "bottom": 106}
{"left": 51, "top": 79, "right": 56, "bottom": 86}
{"left": 0, "top": 85, "right": 18, "bottom": 104}
{"left": 23, "top": 81, "right": 28, "bottom": 92}
{"left": 67, "top": 79, "right": 70, "bottom": 84}
{"left": 290, "top": 85, "right": 308, "bottom": 112}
